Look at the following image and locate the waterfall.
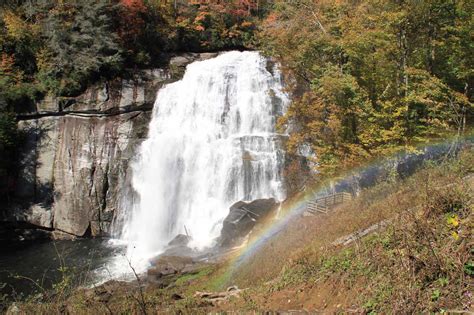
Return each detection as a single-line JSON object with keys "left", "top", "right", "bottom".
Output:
{"left": 120, "top": 51, "right": 289, "bottom": 264}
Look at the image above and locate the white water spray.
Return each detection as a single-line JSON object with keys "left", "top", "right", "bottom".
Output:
{"left": 119, "top": 51, "right": 289, "bottom": 268}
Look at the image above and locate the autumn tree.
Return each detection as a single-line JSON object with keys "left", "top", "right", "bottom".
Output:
{"left": 262, "top": 0, "right": 473, "bottom": 173}
{"left": 117, "top": 0, "right": 148, "bottom": 63}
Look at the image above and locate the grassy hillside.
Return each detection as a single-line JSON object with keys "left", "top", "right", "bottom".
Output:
{"left": 219, "top": 147, "right": 473, "bottom": 313}
{"left": 7, "top": 147, "right": 472, "bottom": 314}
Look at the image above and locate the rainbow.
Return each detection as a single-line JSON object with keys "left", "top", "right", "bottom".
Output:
{"left": 223, "top": 135, "right": 473, "bottom": 279}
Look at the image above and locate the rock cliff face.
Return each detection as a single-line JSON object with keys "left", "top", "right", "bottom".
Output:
{"left": 4, "top": 53, "right": 218, "bottom": 239}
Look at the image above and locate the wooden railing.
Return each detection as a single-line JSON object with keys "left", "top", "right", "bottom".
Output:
{"left": 305, "top": 192, "right": 352, "bottom": 215}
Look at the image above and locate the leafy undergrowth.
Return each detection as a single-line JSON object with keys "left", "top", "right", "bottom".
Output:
{"left": 7, "top": 149, "right": 474, "bottom": 314}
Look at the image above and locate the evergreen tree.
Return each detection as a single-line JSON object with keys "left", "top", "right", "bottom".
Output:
{"left": 38, "top": 0, "right": 122, "bottom": 95}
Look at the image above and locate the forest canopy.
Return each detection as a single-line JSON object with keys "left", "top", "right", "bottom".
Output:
{"left": 259, "top": 0, "right": 473, "bottom": 174}
{"left": 0, "top": 0, "right": 473, "bottom": 176}
{"left": 0, "top": 0, "right": 261, "bottom": 101}
{"left": 0, "top": 0, "right": 261, "bottom": 159}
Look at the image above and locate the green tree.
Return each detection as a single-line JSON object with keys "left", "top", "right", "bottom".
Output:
{"left": 38, "top": 0, "right": 122, "bottom": 96}
{"left": 262, "top": 0, "right": 473, "bottom": 174}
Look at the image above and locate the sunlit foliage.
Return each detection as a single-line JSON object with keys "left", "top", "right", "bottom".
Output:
{"left": 262, "top": 0, "right": 473, "bottom": 174}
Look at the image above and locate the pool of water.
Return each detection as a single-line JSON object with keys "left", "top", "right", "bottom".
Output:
{"left": 0, "top": 238, "right": 123, "bottom": 300}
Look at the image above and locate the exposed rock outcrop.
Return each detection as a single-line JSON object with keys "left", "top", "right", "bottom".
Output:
{"left": 147, "top": 255, "right": 208, "bottom": 288}
{"left": 194, "top": 286, "right": 243, "bottom": 306}
{"left": 218, "top": 198, "right": 279, "bottom": 247}
{"left": 52, "top": 112, "right": 152, "bottom": 236}
{"left": 3, "top": 53, "right": 218, "bottom": 239}
{"left": 160, "top": 233, "right": 195, "bottom": 257}
{"left": 9, "top": 74, "right": 162, "bottom": 237}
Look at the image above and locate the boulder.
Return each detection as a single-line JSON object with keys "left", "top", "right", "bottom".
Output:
{"left": 148, "top": 255, "right": 194, "bottom": 275}
{"left": 147, "top": 255, "right": 207, "bottom": 287}
{"left": 194, "top": 286, "right": 243, "bottom": 306}
{"left": 167, "top": 234, "right": 190, "bottom": 247}
{"left": 160, "top": 233, "right": 195, "bottom": 257}
{"left": 218, "top": 198, "right": 279, "bottom": 247}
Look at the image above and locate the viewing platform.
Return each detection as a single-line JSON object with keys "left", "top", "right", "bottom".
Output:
{"left": 303, "top": 192, "right": 353, "bottom": 216}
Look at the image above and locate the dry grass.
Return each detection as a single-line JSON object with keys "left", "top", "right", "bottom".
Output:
{"left": 231, "top": 161, "right": 431, "bottom": 287}
{"left": 7, "top": 149, "right": 473, "bottom": 313}
{"left": 235, "top": 148, "right": 473, "bottom": 313}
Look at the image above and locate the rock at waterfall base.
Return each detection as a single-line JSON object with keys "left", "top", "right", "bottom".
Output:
{"left": 218, "top": 198, "right": 279, "bottom": 247}
{"left": 147, "top": 255, "right": 207, "bottom": 287}
{"left": 167, "top": 234, "right": 191, "bottom": 247}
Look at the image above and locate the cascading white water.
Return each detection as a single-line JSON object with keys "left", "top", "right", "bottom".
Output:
{"left": 120, "top": 51, "right": 289, "bottom": 265}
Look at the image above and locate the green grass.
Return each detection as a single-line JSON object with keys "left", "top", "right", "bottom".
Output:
{"left": 174, "top": 267, "right": 213, "bottom": 287}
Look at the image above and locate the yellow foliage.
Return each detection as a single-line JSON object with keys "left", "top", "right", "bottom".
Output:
{"left": 451, "top": 231, "right": 459, "bottom": 240}
{"left": 446, "top": 214, "right": 459, "bottom": 228}
{"left": 241, "top": 21, "right": 253, "bottom": 28}
{"left": 3, "top": 11, "right": 30, "bottom": 41}
{"left": 35, "top": 48, "right": 53, "bottom": 73}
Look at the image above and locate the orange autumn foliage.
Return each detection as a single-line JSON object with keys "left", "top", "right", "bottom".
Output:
{"left": 120, "top": 0, "right": 146, "bottom": 11}
{"left": 118, "top": 0, "right": 147, "bottom": 47}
